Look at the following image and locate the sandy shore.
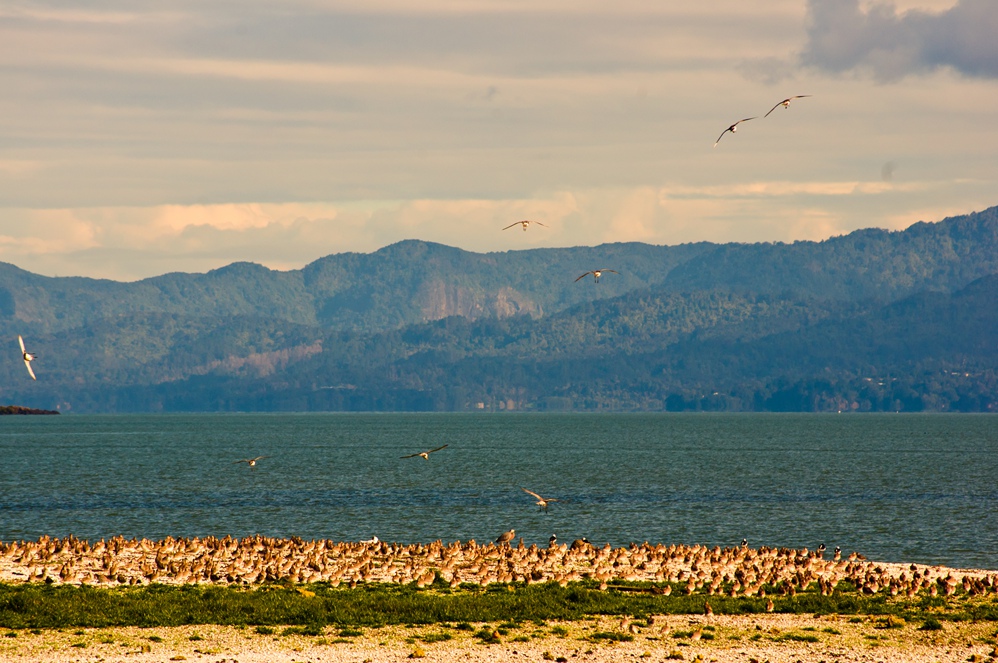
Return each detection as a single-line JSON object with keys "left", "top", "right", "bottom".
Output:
{"left": 1, "top": 614, "right": 996, "bottom": 663}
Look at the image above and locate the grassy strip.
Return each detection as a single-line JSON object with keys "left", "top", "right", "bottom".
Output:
{"left": 0, "top": 581, "right": 995, "bottom": 629}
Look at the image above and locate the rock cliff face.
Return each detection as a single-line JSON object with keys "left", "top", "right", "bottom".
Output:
{"left": 417, "top": 280, "right": 540, "bottom": 322}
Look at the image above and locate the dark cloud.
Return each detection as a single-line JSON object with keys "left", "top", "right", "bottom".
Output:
{"left": 801, "top": 0, "right": 998, "bottom": 81}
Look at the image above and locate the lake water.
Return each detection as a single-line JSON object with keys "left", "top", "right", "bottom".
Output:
{"left": 0, "top": 413, "right": 995, "bottom": 570}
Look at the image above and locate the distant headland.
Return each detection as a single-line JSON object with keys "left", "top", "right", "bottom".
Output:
{"left": 0, "top": 405, "right": 59, "bottom": 415}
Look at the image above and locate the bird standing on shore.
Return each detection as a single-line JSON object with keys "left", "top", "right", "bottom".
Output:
{"left": 575, "top": 269, "right": 618, "bottom": 283}
{"left": 764, "top": 95, "right": 811, "bottom": 117}
{"left": 496, "top": 529, "right": 516, "bottom": 546}
{"left": 522, "top": 488, "right": 558, "bottom": 511}
{"left": 400, "top": 444, "right": 449, "bottom": 460}
{"left": 714, "top": 118, "right": 755, "bottom": 147}
{"left": 18, "top": 335, "right": 36, "bottom": 380}
{"left": 234, "top": 456, "right": 269, "bottom": 467}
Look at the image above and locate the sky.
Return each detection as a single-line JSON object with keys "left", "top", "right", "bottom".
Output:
{"left": 1, "top": 0, "right": 996, "bottom": 281}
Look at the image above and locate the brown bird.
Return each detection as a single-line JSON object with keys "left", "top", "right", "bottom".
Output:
{"left": 522, "top": 488, "right": 558, "bottom": 510}
{"left": 575, "top": 269, "right": 618, "bottom": 283}
{"left": 400, "top": 444, "right": 449, "bottom": 460}
{"left": 495, "top": 529, "right": 516, "bottom": 546}
{"left": 503, "top": 220, "right": 548, "bottom": 232}
{"left": 714, "top": 117, "right": 756, "bottom": 147}
{"left": 764, "top": 95, "right": 811, "bottom": 118}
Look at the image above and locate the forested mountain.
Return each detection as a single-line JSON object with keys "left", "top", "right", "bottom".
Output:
{"left": 2, "top": 206, "right": 996, "bottom": 413}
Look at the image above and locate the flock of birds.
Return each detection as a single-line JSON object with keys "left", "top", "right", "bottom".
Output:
{"left": 11, "top": 96, "right": 804, "bottom": 381}
{"left": 499, "top": 95, "right": 812, "bottom": 287}
{"left": 1, "top": 534, "right": 994, "bottom": 601}
{"left": 16, "top": 94, "right": 954, "bottom": 600}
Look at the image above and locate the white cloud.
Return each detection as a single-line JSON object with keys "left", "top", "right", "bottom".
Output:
{"left": 1, "top": 178, "right": 985, "bottom": 280}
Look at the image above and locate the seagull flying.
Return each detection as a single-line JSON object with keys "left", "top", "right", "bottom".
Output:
{"left": 400, "top": 444, "right": 449, "bottom": 460}
{"left": 503, "top": 220, "right": 548, "bottom": 232}
{"left": 714, "top": 117, "right": 756, "bottom": 147}
{"left": 18, "top": 335, "right": 36, "bottom": 380}
{"left": 575, "top": 269, "right": 618, "bottom": 283}
{"left": 234, "top": 456, "right": 270, "bottom": 467}
{"left": 522, "top": 488, "right": 558, "bottom": 510}
{"left": 764, "top": 95, "right": 811, "bottom": 118}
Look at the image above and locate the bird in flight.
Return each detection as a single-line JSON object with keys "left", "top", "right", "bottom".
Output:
{"left": 18, "top": 335, "right": 36, "bottom": 380}
{"left": 495, "top": 528, "right": 516, "bottom": 545}
{"left": 522, "top": 488, "right": 558, "bottom": 510}
{"left": 764, "top": 95, "right": 811, "bottom": 118}
{"left": 575, "top": 269, "right": 618, "bottom": 283}
{"left": 714, "top": 118, "right": 756, "bottom": 146}
{"left": 503, "top": 220, "right": 547, "bottom": 232}
{"left": 234, "top": 456, "right": 270, "bottom": 467}
{"left": 400, "top": 444, "right": 449, "bottom": 460}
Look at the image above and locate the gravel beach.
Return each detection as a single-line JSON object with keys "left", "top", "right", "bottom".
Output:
{"left": 1, "top": 615, "right": 996, "bottom": 663}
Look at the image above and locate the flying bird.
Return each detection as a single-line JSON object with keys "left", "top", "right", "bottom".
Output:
{"left": 714, "top": 117, "right": 756, "bottom": 147}
{"left": 234, "top": 456, "right": 270, "bottom": 467}
{"left": 495, "top": 529, "right": 516, "bottom": 545}
{"left": 503, "top": 220, "right": 547, "bottom": 231}
{"left": 522, "top": 488, "right": 558, "bottom": 510}
{"left": 764, "top": 95, "right": 811, "bottom": 118}
{"left": 18, "top": 335, "right": 36, "bottom": 380}
{"left": 400, "top": 444, "right": 449, "bottom": 460}
{"left": 575, "top": 269, "right": 618, "bottom": 283}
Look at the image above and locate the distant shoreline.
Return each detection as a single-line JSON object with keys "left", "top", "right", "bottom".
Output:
{"left": 0, "top": 405, "right": 59, "bottom": 415}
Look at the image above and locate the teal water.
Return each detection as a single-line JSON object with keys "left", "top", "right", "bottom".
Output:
{"left": 0, "top": 413, "right": 995, "bottom": 569}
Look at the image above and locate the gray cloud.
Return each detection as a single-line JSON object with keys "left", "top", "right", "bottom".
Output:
{"left": 801, "top": 0, "right": 998, "bottom": 81}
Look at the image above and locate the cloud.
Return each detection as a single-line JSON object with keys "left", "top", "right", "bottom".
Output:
{"left": 0, "top": 179, "right": 963, "bottom": 281}
{"left": 801, "top": 0, "right": 998, "bottom": 81}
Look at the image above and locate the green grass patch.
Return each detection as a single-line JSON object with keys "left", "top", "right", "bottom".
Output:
{"left": 420, "top": 631, "right": 453, "bottom": 643}
{"left": 588, "top": 631, "right": 634, "bottom": 642}
{"left": 777, "top": 632, "right": 820, "bottom": 643}
{"left": 0, "top": 581, "right": 993, "bottom": 630}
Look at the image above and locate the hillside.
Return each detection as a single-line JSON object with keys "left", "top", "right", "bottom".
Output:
{"left": 1, "top": 206, "right": 996, "bottom": 412}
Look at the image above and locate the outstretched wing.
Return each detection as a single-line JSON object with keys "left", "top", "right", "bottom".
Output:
{"left": 574, "top": 271, "right": 592, "bottom": 282}
{"left": 18, "top": 335, "right": 26, "bottom": 353}
{"left": 400, "top": 452, "right": 421, "bottom": 458}
{"left": 502, "top": 222, "right": 521, "bottom": 230}
{"left": 522, "top": 487, "right": 543, "bottom": 500}
{"left": 713, "top": 127, "right": 730, "bottom": 147}
{"left": 602, "top": 269, "right": 619, "bottom": 275}
{"left": 24, "top": 359, "right": 35, "bottom": 380}
{"left": 532, "top": 221, "right": 548, "bottom": 227}
{"left": 763, "top": 100, "right": 786, "bottom": 118}
{"left": 426, "top": 444, "right": 449, "bottom": 454}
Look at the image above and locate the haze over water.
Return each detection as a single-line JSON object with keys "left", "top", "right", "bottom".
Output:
{"left": 1, "top": 413, "right": 994, "bottom": 570}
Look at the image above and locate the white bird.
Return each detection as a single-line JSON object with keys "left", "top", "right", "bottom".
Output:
{"left": 522, "top": 488, "right": 558, "bottom": 510}
{"left": 714, "top": 117, "right": 756, "bottom": 147}
{"left": 18, "top": 335, "right": 36, "bottom": 380}
{"left": 575, "top": 269, "right": 618, "bottom": 283}
{"left": 764, "top": 95, "right": 811, "bottom": 118}
{"left": 503, "top": 220, "right": 547, "bottom": 232}
{"left": 361, "top": 535, "right": 380, "bottom": 544}
{"left": 400, "top": 444, "right": 449, "bottom": 460}
{"left": 234, "top": 456, "right": 270, "bottom": 467}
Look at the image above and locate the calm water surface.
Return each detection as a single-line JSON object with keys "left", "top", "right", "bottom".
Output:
{"left": 0, "top": 413, "right": 995, "bottom": 569}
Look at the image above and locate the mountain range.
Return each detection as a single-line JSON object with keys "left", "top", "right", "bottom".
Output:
{"left": 2, "top": 206, "right": 996, "bottom": 413}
